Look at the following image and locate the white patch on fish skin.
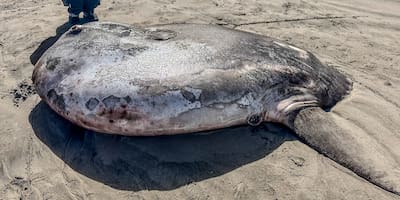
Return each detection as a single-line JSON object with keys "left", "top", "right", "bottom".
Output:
{"left": 273, "top": 41, "right": 286, "bottom": 47}
{"left": 146, "top": 27, "right": 158, "bottom": 32}
{"left": 273, "top": 41, "right": 309, "bottom": 59}
{"left": 236, "top": 61, "right": 258, "bottom": 74}
{"left": 213, "top": 104, "right": 225, "bottom": 109}
{"left": 237, "top": 93, "right": 264, "bottom": 115}
{"left": 288, "top": 45, "right": 309, "bottom": 59}
{"left": 237, "top": 93, "right": 254, "bottom": 107}
{"left": 122, "top": 41, "right": 216, "bottom": 81}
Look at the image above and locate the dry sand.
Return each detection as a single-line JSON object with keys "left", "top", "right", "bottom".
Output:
{"left": 1, "top": 0, "right": 400, "bottom": 199}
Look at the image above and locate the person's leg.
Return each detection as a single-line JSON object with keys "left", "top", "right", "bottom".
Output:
{"left": 83, "top": 0, "right": 100, "bottom": 22}
{"left": 68, "top": 0, "right": 84, "bottom": 25}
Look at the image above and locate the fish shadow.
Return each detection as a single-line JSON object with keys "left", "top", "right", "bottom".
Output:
{"left": 29, "top": 101, "right": 294, "bottom": 191}
{"left": 30, "top": 22, "right": 72, "bottom": 65}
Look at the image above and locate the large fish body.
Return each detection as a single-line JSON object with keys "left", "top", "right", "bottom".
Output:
{"left": 33, "top": 23, "right": 400, "bottom": 195}
{"left": 32, "top": 22, "right": 350, "bottom": 135}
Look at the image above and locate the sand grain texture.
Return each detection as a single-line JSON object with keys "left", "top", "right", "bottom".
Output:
{"left": 1, "top": 0, "right": 400, "bottom": 199}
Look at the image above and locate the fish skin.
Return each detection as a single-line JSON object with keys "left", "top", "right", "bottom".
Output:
{"left": 32, "top": 22, "right": 351, "bottom": 136}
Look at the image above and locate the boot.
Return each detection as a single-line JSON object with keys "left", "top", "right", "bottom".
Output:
{"left": 68, "top": 16, "right": 80, "bottom": 25}
{"left": 83, "top": 11, "right": 98, "bottom": 23}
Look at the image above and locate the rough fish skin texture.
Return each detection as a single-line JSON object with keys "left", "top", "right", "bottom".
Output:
{"left": 32, "top": 22, "right": 351, "bottom": 136}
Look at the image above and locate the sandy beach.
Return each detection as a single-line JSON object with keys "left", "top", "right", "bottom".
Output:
{"left": 1, "top": 0, "right": 400, "bottom": 199}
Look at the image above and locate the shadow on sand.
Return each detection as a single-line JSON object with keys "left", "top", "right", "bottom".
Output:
{"left": 29, "top": 102, "right": 294, "bottom": 191}
{"left": 30, "top": 22, "right": 72, "bottom": 65}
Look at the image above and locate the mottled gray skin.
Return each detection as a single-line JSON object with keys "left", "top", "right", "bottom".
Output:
{"left": 32, "top": 22, "right": 400, "bottom": 195}
{"left": 33, "top": 22, "right": 350, "bottom": 134}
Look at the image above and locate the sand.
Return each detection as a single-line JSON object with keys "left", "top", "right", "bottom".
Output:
{"left": 1, "top": 0, "right": 400, "bottom": 199}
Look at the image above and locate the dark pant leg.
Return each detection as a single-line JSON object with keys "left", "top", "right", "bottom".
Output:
{"left": 83, "top": 0, "right": 100, "bottom": 14}
{"left": 68, "top": 0, "right": 84, "bottom": 16}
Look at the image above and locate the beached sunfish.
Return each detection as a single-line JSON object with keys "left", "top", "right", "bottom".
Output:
{"left": 32, "top": 22, "right": 400, "bottom": 195}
